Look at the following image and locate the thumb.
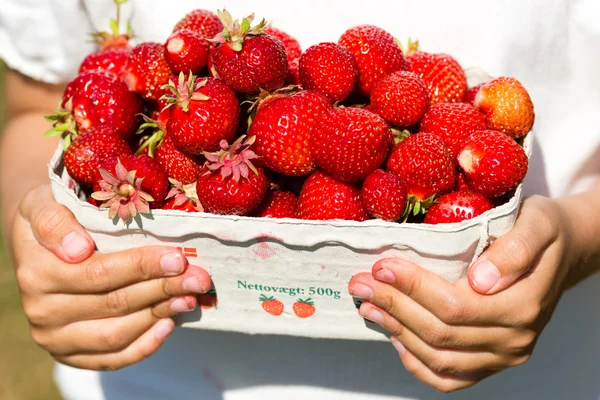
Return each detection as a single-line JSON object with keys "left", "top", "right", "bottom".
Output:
{"left": 468, "top": 198, "right": 556, "bottom": 295}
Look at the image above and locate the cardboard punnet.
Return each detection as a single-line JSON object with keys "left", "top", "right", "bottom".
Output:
{"left": 49, "top": 69, "right": 533, "bottom": 342}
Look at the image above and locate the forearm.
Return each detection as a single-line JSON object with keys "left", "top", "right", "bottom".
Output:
{"left": 556, "top": 179, "right": 600, "bottom": 287}
{"left": 0, "top": 113, "right": 59, "bottom": 248}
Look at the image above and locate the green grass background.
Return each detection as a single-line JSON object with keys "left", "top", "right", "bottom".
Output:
{"left": 0, "top": 63, "right": 62, "bottom": 399}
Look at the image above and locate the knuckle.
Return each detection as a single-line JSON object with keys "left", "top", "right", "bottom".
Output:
{"left": 507, "top": 330, "right": 537, "bottom": 354}
{"left": 519, "top": 303, "right": 542, "bottom": 327}
{"left": 84, "top": 258, "right": 110, "bottom": 291}
{"left": 428, "top": 353, "right": 454, "bottom": 375}
{"left": 128, "top": 250, "right": 149, "bottom": 280}
{"left": 437, "top": 294, "right": 466, "bottom": 324}
{"left": 23, "top": 298, "right": 51, "bottom": 327}
{"left": 33, "top": 204, "right": 68, "bottom": 240}
{"left": 435, "top": 381, "right": 463, "bottom": 394}
{"left": 30, "top": 327, "right": 52, "bottom": 351}
{"left": 105, "top": 288, "right": 131, "bottom": 315}
{"left": 423, "top": 322, "right": 452, "bottom": 347}
{"left": 97, "top": 357, "right": 126, "bottom": 372}
{"left": 510, "top": 353, "right": 532, "bottom": 367}
{"left": 403, "top": 272, "right": 421, "bottom": 299}
{"left": 16, "top": 265, "right": 36, "bottom": 293}
{"left": 501, "top": 234, "right": 533, "bottom": 269}
{"left": 99, "top": 328, "right": 129, "bottom": 351}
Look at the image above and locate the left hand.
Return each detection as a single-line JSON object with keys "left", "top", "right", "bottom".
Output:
{"left": 348, "top": 195, "right": 576, "bottom": 393}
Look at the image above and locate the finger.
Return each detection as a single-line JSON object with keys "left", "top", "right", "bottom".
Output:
{"left": 390, "top": 337, "right": 491, "bottom": 393}
{"left": 44, "top": 296, "right": 196, "bottom": 356}
{"left": 361, "top": 260, "right": 499, "bottom": 326}
{"left": 45, "top": 265, "right": 209, "bottom": 324}
{"left": 54, "top": 318, "right": 175, "bottom": 371}
{"left": 45, "top": 246, "right": 191, "bottom": 294}
{"left": 469, "top": 197, "right": 558, "bottom": 294}
{"left": 357, "top": 299, "right": 511, "bottom": 351}
{"left": 20, "top": 185, "right": 94, "bottom": 263}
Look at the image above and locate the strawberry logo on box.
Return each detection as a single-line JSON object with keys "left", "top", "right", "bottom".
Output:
{"left": 260, "top": 295, "right": 284, "bottom": 316}
{"left": 293, "top": 298, "right": 316, "bottom": 318}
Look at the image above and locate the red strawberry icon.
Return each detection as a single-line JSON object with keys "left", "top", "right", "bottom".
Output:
{"left": 293, "top": 298, "right": 316, "bottom": 318}
{"left": 260, "top": 294, "right": 284, "bottom": 316}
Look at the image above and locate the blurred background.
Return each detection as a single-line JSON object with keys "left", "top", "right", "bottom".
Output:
{"left": 0, "top": 62, "right": 61, "bottom": 399}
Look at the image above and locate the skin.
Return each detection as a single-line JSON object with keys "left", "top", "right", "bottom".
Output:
{"left": 349, "top": 188, "right": 600, "bottom": 392}
{"left": 1, "top": 70, "right": 212, "bottom": 370}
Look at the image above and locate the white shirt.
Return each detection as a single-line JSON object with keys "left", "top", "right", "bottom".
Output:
{"left": 2, "top": 1, "right": 600, "bottom": 399}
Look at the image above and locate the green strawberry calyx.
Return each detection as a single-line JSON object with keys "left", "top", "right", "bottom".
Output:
{"left": 135, "top": 114, "right": 165, "bottom": 157}
{"left": 296, "top": 298, "right": 314, "bottom": 306}
{"left": 44, "top": 98, "right": 78, "bottom": 150}
{"left": 402, "top": 194, "right": 436, "bottom": 223}
{"left": 211, "top": 9, "right": 268, "bottom": 52}
{"left": 203, "top": 135, "right": 260, "bottom": 183}
{"left": 90, "top": 0, "right": 133, "bottom": 50}
{"left": 161, "top": 72, "right": 211, "bottom": 113}
{"left": 260, "top": 294, "right": 277, "bottom": 302}
{"left": 165, "top": 178, "right": 203, "bottom": 212}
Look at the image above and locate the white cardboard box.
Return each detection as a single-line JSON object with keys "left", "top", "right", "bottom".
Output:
{"left": 49, "top": 70, "right": 533, "bottom": 342}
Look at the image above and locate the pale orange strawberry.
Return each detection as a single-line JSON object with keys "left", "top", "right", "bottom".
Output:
{"left": 260, "top": 295, "right": 284, "bottom": 316}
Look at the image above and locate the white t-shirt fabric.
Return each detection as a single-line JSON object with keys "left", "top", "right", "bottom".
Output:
{"left": 2, "top": 0, "right": 600, "bottom": 399}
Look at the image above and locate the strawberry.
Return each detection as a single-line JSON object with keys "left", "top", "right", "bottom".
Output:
{"left": 260, "top": 295, "right": 284, "bottom": 316}
{"left": 47, "top": 70, "right": 142, "bottom": 141}
{"left": 455, "top": 172, "right": 471, "bottom": 192}
{"left": 458, "top": 130, "right": 529, "bottom": 198}
{"left": 419, "top": 103, "right": 486, "bottom": 158}
{"left": 293, "top": 299, "right": 316, "bottom": 318}
{"left": 252, "top": 191, "right": 298, "bottom": 219}
{"left": 163, "top": 179, "right": 202, "bottom": 212}
{"left": 91, "top": 155, "right": 169, "bottom": 222}
{"left": 64, "top": 126, "right": 132, "bottom": 186}
{"left": 474, "top": 77, "right": 535, "bottom": 138}
{"left": 310, "top": 107, "right": 392, "bottom": 182}
{"left": 162, "top": 73, "right": 239, "bottom": 154}
{"left": 248, "top": 90, "right": 331, "bottom": 176}
{"left": 425, "top": 191, "right": 493, "bottom": 224}
{"left": 79, "top": 48, "right": 130, "bottom": 75}
{"left": 297, "top": 170, "right": 369, "bottom": 221}
{"left": 339, "top": 25, "right": 406, "bottom": 96}
{"left": 405, "top": 40, "right": 467, "bottom": 104}
{"left": 210, "top": 11, "right": 288, "bottom": 94}
{"left": 196, "top": 136, "right": 267, "bottom": 216}
{"left": 123, "top": 42, "right": 173, "bottom": 100}
{"left": 264, "top": 26, "right": 302, "bottom": 85}
{"left": 386, "top": 133, "right": 456, "bottom": 217}
{"left": 89, "top": 0, "right": 132, "bottom": 51}
{"left": 464, "top": 83, "right": 484, "bottom": 106}
{"left": 299, "top": 42, "right": 358, "bottom": 102}
{"left": 164, "top": 30, "right": 210, "bottom": 75}
{"left": 198, "top": 290, "right": 218, "bottom": 309}
{"left": 370, "top": 71, "right": 429, "bottom": 126}
{"left": 173, "top": 9, "right": 223, "bottom": 39}
{"left": 361, "top": 169, "right": 407, "bottom": 222}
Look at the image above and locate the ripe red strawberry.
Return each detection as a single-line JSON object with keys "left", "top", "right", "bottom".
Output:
{"left": 210, "top": 11, "right": 288, "bottom": 94}
{"left": 474, "top": 77, "right": 535, "bottom": 138}
{"left": 425, "top": 191, "right": 493, "bottom": 224}
{"left": 48, "top": 70, "right": 142, "bottom": 141}
{"left": 64, "top": 127, "right": 132, "bottom": 186}
{"left": 339, "top": 25, "right": 406, "bottom": 96}
{"left": 173, "top": 9, "right": 223, "bottom": 39}
{"left": 310, "top": 107, "right": 392, "bottom": 182}
{"left": 252, "top": 191, "right": 298, "bottom": 219}
{"left": 196, "top": 136, "right": 267, "bottom": 216}
{"left": 264, "top": 26, "right": 302, "bottom": 85}
{"left": 419, "top": 103, "right": 486, "bottom": 158}
{"left": 458, "top": 130, "right": 529, "bottom": 198}
{"left": 370, "top": 71, "right": 429, "bottom": 126}
{"left": 361, "top": 169, "right": 407, "bottom": 222}
{"left": 164, "top": 30, "right": 210, "bottom": 74}
{"left": 299, "top": 42, "right": 358, "bottom": 102}
{"left": 123, "top": 42, "right": 173, "bottom": 100}
{"left": 405, "top": 40, "right": 467, "bottom": 104}
{"left": 464, "top": 83, "right": 484, "bottom": 106}
{"left": 79, "top": 48, "right": 130, "bottom": 75}
{"left": 455, "top": 172, "right": 471, "bottom": 191}
{"left": 297, "top": 170, "right": 369, "bottom": 221}
{"left": 260, "top": 295, "right": 284, "bottom": 316}
{"left": 163, "top": 179, "right": 202, "bottom": 212}
{"left": 91, "top": 155, "right": 169, "bottom": 221}
{"left": 198, "top": 290, "right": 218, "bottom": 310}
{"left": 293, "top": 299, "right": 316, "bottom": 318}
{"left": 386, "top": 133, "right": 456, "bottom": 216}
{"left": 248, "top": 90, "right": 331, "bottom": 176}
{"left": 163, "top": 73, "right": 239, "bottom": 154}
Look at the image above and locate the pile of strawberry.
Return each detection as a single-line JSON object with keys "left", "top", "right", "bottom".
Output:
{"left": 48, "top": 2, "right": 534, "bottom": 225}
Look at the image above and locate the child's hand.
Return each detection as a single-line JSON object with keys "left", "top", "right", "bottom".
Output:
{"left": 348, "top": 196, "right": 575, "bottom": 392}
{"left": 12, "top": 185, "right": 212, "bottom": 371}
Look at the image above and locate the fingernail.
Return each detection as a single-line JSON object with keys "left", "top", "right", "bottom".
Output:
{"left": 170, "top": 298, "right": 194, "bottom": 313}
{"left": 360, "top": 306, "right": 384, "bottom": 325}
{"left": 183, "top": 276, "right": 208, "bottom": 294}
{"left": 472, "top": 260, "right": 501, "bottom": 294}
{"left": 349, "top": 283, "right": 373, "bottom": 300}
{"left": 62, "top": 231, "right": 90, "bottom": 259}
{"left": 391, "top": 336, "right": 407, "bottom": 356}
{"left": 161, "top": 253, "right": 184, "bottom": 275}
{"left": 154, "top": 319, "right": 174, "bottom": 340}
{"left": 374, "top": 268, "right": 395, "bottom": 283}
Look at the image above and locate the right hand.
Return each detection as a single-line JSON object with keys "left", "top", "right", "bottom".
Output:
{"left": 11, "top": 185, "right": 212, "bottom": 371}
